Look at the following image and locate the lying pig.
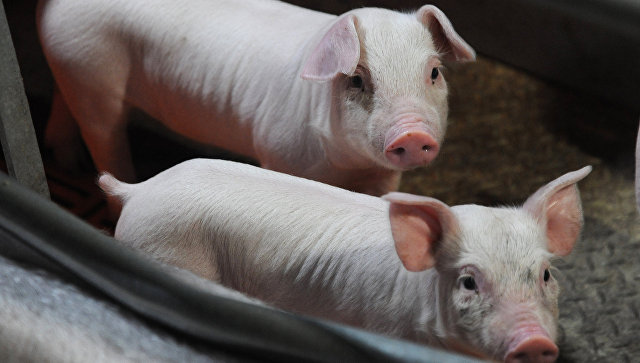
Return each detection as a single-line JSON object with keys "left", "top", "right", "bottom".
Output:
{"left": 37, "top": 0, "right": 475, "bottom": 195}
{"left": 100, "top": 159, "right": 591, "bottom": 362}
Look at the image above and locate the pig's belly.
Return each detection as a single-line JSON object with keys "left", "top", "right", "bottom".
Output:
{"left": 130, "top": 89, "right": 258, "bottom": 160}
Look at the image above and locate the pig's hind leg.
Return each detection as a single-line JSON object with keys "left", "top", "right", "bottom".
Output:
{"left": 55, "top": 69, "right": 135, "bottom": 218}
{"left": 44, "top": 85, "right": 92, "bottom": 172}
{"left": 76, "top": 105, "right": 135, "bottom": 184}
{"left": 55, "top": 70, "right": 137, "bottom": 185}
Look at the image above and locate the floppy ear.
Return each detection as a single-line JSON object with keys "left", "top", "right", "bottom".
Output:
{"left": 523, "top": 166, "right": 592, "bottom": 256}
{"left": 300, "top": 14, "right": 360, "bottom": 81}
{"left": 416, "top": 5, "right": 476, "bottom": 63}
{"left": 382, "top": 192, "right": 458, "bottom": 271}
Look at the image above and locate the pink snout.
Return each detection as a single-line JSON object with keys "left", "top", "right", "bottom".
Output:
{"left": 505, "top": 335, "right": 559, "bottom": 363}
{"left": 384, "top": 130, "right": 439, "bottom": 169}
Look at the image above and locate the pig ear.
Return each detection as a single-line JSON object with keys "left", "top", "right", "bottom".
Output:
{"left": 523, "top": 166, "right": 592, "bottom": 256}
{"left": 382, "top": 192, "right": 459, "bottom": 271}
{"left": 301, "top": 14, "right": 360, "bottom": 81}
{"left": 417, "top": 5, "right": 476, "bottom": 63}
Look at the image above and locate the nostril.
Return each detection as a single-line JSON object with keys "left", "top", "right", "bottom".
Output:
{"left": 506, "top": 335, "right": 559, "bottom": 363}
{"left": 392, "top": 147, "right": 405, "bottom": 155}
{"left": 384, "top": 129, "right": 439, "bottom": 167}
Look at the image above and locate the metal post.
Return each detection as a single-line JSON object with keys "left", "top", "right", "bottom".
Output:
{"left": 0, "top": 1, "right": 49, "bottom": 198}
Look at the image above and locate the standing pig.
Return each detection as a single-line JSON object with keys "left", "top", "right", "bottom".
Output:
{"left": 37, "top": 0, "right": 475, "bottom": 195}
{"left": 100, "top": 159, "right": 591, "bottom": 362}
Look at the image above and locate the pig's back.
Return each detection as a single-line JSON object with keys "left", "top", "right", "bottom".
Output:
{"left": 133, "top": 158, "right": 384, "bottom": 211}
{"left": 116, "top": 159, "right": 426, "bottom": 333}
{"left": 115, "top": 159, "right": 393, "bottom": 278}
{"left": 39, "top": 0, "right": 333, "bottom": 83}
{"left": 38, "top": 0, "right": 331, "bottom": 53}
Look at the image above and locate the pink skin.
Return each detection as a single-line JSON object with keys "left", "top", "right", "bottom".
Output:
{"left": 505, "top": 325, "right": 558, "bottom": 363}
{"left": 455, "top": 264, "right": 559, "bottom": 362}
{"left": 503, "top": 266, "right": 559, "bottom": 362}
{"left": 103, "top": 164, "right": 589, "bottom": 362}
{"left": 384, "top": 116, "right": 440, "bottom": 169}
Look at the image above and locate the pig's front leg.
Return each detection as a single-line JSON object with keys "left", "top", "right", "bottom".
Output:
{"left": 63, "top": 87, "right": 136, "bottom": 185}
{"left": 44, "top": 87, "right": 88, "bottom": 171}
{"left": 64, "top": 80, "right": 135, "bottom": 217}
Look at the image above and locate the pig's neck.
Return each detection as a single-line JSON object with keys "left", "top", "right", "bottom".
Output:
{"left": 313, "top": 244, "right": 446, "bottom": 345}
{"left": 390, "top": 265, "right": 446, "bottom": 345}
{"left": 246, "top": 19, "right": 336, "bottom": 167}
{"left": 230, "top": 206, "right": 446, "bottom": 345}
{"left": 206, "top": 173, "right": 446, "bottom": 344}
{"left": 248, "top": 21, "right": 386, "bottom": 181}
{"left": 252, "top": 74, "right": 400, "bottom": 195}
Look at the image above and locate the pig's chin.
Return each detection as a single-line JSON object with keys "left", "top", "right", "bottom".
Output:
{"left": 377, "top": 155, "right": 436, "bottom": 172}
{"left": 441, "top": 336, "right": 494, "bottom": 361}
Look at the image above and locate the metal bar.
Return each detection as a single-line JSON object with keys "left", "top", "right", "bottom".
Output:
{"left": 0, "top": 1, "right": 49, "bottom": 198}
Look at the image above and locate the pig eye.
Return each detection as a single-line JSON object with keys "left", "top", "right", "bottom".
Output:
{"left": 543, "top": 269, "right": 551, "bottom": 282}
{"left": 461, "top": 276, "right": 477, "bottom": 291}
{"left": 430, "top": 67, "right": 439, "bottom": 83}
{"left": 348, "top": 75, "right": 364, "bottom": 90}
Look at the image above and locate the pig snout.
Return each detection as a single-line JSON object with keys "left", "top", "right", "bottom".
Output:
{"left": 384, "top": 117, "right": 439, "bottom": 169}
{"left": 504, "top": 325, "right": 558, "bottom": 363}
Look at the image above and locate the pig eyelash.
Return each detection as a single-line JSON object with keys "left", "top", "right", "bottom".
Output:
{"left": 457, "top": 265, "right": 484, "bottom": 293}
{"left": 429, "top": 65, "right": 446, "bottom": 85}
{"left": 430, "top": 67, "right": 439, "bottom": 84}
{"left": 348, "top": 65, "right": 372, "bottom": 92}
{"left": 349, "top": 74, "right": 364, "bottom": 88}
{"left": 547, "top": 265, "right": 565, "bottom": 287}
{"left": 462, "top": 276, "right": 477, "bottom": 291}
{"left": 539, "top": 263, "right": 560, "bottom": 289}
{"left": 458, "top": 274, "right": 478, "bottom": 293}
{"left": 348, "top": 75, "right": 365, "bottom": 90}
{"left": 435, "top": 47, "right": 450, "bottom": 61}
